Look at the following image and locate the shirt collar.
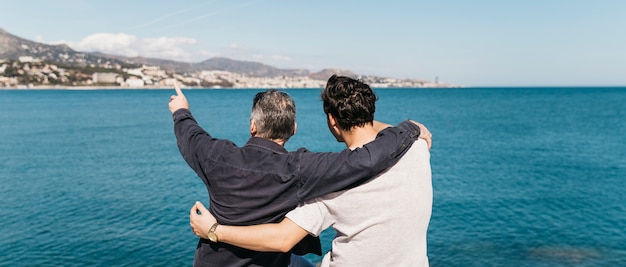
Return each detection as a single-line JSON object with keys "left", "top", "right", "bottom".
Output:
{"left": 244, "top": 137, "right": 288, "bottom": 154}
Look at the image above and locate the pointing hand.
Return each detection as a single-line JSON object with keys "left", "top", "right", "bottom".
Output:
{"left": 168, "top": 82, "right": 189, "bottom": 113}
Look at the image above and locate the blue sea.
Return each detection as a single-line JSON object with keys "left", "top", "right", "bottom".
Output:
{"left": 1, "top": 87, "right": 625, "bottom": 266}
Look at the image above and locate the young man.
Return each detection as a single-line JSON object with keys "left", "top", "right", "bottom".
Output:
{"left": 189, "top": 75, "right": 433, "bottom": 266}
{"left": 169, "top": 83, "right": 431, "bottom": 266}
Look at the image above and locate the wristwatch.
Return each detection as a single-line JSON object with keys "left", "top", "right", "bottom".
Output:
{"left": 207, "top": 222, "right": 219, "bottom": 242}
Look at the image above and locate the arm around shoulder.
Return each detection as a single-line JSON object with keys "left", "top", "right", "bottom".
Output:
{"left": 394, "top": 120, "right": 421, "bottom": 138}
{"left": 217, "top": 218, "right": 309, "bottom": 253}
{"left": 296, "top": 121, "right": 421, "bottom": 200}
{"left": 190, "top": 201, "right": 309, "bottom": 252}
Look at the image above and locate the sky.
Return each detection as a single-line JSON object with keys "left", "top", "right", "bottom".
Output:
{"left": 1, "top": 0, "right": 625, "bottom": 87}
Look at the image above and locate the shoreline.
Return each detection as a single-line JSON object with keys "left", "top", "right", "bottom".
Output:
{"left": 0, "top": 86, "right": 447, "bottom": 90}
{"left": 1, "top": 85, "right": 203, "bottom": 90}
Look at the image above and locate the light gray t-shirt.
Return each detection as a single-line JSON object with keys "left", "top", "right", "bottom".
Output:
{"left": 286, "top": 139, "right": 432, "bottom": 267}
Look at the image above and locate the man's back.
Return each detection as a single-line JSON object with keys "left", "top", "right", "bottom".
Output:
{"left": 173, "top": 107, "right": 421, "bottom": 267}
{"left": 287, "top": 139, "right": 432, "bottom": 266}
{"left": 191, "top": 136, "right": 308, "bottom": 266}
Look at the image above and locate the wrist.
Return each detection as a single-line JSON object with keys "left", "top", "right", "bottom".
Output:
{"left": 207, "top": 222, "right": 219, "bottom": 242}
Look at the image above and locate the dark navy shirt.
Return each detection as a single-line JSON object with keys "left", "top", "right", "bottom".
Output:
{"left": 173, "top": 108, "right": 420, "bottom": 267}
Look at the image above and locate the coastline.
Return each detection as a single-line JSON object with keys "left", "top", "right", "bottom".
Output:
{"left": 1, "top": 85, "right": 195, "bottom": 90}
{"left": 0, "top": 85, "right": 457, "bottom": 90}
{"left": 0, "top": 86, "right": 319, "bottom": 90}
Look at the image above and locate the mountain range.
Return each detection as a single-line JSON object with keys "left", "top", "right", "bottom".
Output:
{"left": 0, "top": 28, "right": 355, "bottom": 79}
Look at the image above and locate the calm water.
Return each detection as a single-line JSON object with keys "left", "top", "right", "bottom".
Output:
{"left": 1, "top": 87, "right": 625, "bottom": 266}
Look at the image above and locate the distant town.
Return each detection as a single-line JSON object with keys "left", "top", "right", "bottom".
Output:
{"left": 0, "top": 56, "right": 452, "bottom": 89}
{"left": 0, "top": 27, "right": 457, "bottom": 89}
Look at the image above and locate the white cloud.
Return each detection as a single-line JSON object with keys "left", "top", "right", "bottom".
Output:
{"left": 52, "top": 33, "right": 208, "bottom": 62}
{"left": 69, "top": 33, "right": 137, "bottom": 55}
{"left": 51, "top": 33, "right": 297, "bottom": 66}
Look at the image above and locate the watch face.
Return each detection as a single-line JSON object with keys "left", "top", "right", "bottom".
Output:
{"left": 208, "top": 223, "right": 219, "bottom": 242}
{"left": 208, "top": 232, "right": 217, "bottom": 242}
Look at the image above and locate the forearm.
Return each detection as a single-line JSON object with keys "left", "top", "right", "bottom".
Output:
{"left": 216, "top": 219, "right": 307, "bottom": 253}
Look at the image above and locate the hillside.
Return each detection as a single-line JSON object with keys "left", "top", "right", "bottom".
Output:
{"left": 0, "top": 28, "right": 137, "bottom": 68}
{"left": 0, "top": 28, "right": 350, "bottom": 78}
{"left": 1, "top": 28, "right": 449, "bottom": 88}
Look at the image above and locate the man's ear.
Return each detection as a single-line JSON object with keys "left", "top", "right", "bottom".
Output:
{"left": 327, "top": 113, "right": 338, "bottom": 128}
{"left": 292, "top": 122, "right": 297, "bottom": 136}
{"left": 326, "top": 113, "right": 344, "bottom": 142}
{"left": 250, "top": 120, "right": 257, "bottom": 136}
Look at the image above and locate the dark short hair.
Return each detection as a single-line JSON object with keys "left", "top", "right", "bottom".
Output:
{"left": 251, "top": 89, "right": 296, "bottom": 141}
{"left": 321, "top": 75, "right": 377, "bottom": 131}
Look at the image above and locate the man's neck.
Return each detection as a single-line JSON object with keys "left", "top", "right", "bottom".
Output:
{"left": 271, "top": 138, "right": 286, "bottom": 147}
{"left": 342, "top": 125, "right": 378, "bottom": 150}
{"left": 251, "top": 134, "right": 286, "bottom": 147}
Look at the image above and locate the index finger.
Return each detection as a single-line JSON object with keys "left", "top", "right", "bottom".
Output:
{"left": 174, "top": 82, "right": 183, "bottom": 96}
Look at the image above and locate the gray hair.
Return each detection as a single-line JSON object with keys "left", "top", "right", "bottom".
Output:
{"left": 251, "top": 89, "right": 296, "bottom": 141}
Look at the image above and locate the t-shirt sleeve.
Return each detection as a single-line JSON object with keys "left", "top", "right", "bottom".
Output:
{"left": 285, "top": 199, "right": 331, "bottom": 237}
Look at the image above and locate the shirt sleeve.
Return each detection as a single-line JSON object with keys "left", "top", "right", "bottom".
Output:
{"left": 172, "top": 108, "right": 235, "bottom": 182}
{"left": 295, "top": 120, "right": 420, "bottom": 202}
{"left": 286, "top": 199, "right": 331, "bottom": 237}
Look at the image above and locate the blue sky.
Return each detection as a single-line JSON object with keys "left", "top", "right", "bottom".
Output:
{"left": 1, "top": 0, "right": 625, "bottom": 86}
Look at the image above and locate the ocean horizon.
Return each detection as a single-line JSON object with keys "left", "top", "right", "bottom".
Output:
{"left": 1, "top": 87, "right": 625, "bottom": 266}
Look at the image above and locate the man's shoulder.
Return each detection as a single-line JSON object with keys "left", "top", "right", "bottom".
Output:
{"left": 386, "top": 139, "right": 430, "bottom": 174}
{"left": 407, "top": 139, "right": 430, "bottom": 156}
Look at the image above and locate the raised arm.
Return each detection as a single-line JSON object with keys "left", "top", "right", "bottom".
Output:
{"left": 190, "top": 202, "right": 308, "bottom": 252}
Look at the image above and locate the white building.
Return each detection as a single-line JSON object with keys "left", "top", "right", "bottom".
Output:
{"left": 18, "top": 56, "right": 37, "bottom": 63}
{"left": 125, "top": 77, "right": 145, "bottom": 87}
{"left": 160, "top": 78, "right": 178, "bottom": 86}
{"left": 125, "top": 68, "right": 144, "bottom": 77}
{"left": 92, "top": 72, "right": 119, "bottom": 84}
